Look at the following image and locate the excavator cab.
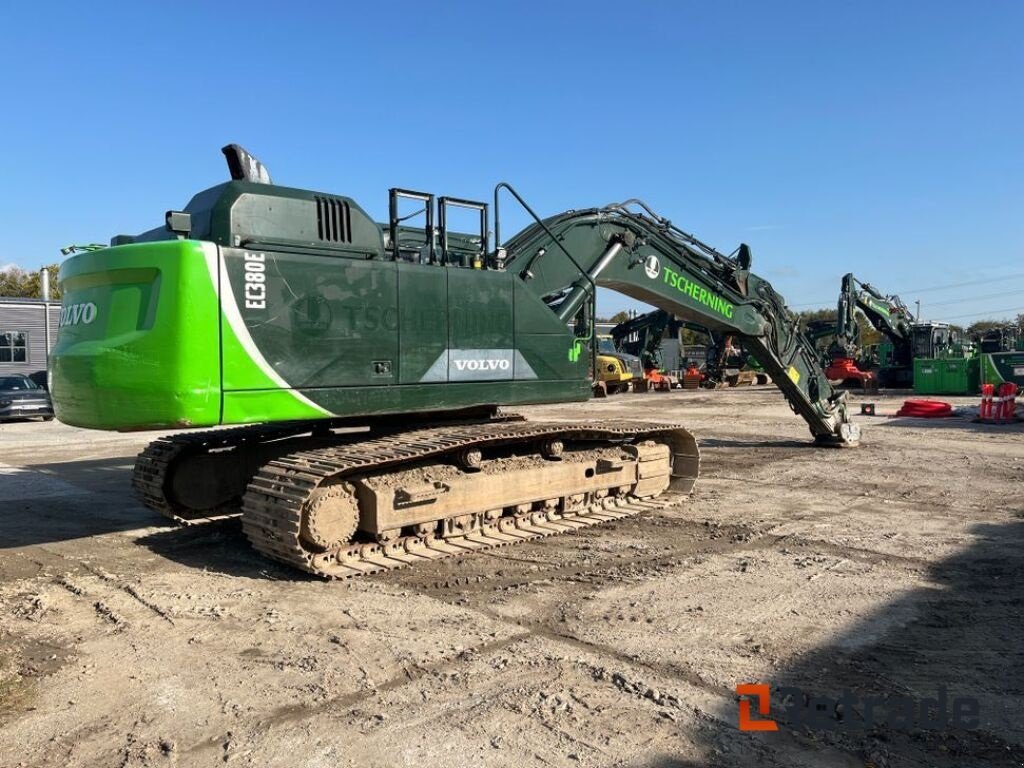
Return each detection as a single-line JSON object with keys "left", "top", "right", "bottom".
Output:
{"left": 913, "top": 323, "right": 956, "bottom": 358}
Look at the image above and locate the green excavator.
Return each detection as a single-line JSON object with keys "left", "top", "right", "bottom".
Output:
{"left": 818, "top": 274, "right": 958, "bottom": 388}
{"left": 50, "top": 145, "right": 859, "bottom": 578}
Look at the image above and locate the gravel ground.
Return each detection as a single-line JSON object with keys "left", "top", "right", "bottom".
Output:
{"left": 1, "top": 387, "right": 1021, "bottom": 767}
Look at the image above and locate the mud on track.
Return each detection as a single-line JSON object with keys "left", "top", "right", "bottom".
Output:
{"left": 1, "top": 388, "right": 1022, "bottom": 767}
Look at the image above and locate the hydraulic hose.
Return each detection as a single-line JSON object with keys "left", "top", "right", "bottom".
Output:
{"left": 893, "top": 400, "right": 954, "bottom": 418}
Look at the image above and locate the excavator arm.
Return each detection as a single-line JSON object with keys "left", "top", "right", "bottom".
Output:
{"left": 501, "top": 201, "right": 859, "bottom": 446}
{"left": 836, "top": 273, "right": 915, "bottom": 366}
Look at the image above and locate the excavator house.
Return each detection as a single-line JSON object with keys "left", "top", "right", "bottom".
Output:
{"left": 50, "top": 145, "right": 858, "bottom": 577}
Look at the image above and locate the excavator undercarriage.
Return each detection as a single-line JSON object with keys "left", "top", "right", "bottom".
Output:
{"left": 133, "top": 415, "right": 698, "bottom": 577}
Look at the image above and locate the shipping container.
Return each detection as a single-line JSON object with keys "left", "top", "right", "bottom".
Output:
{"left": 913, "top": 357, "right": 979, "bottom": 395}
{"left": 981, "top": 351, "right": 1024, "bottom": 387}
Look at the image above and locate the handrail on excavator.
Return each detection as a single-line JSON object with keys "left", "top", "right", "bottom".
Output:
{"left": 493, "top": 181, "right": 598, "bottom": 380}
{"left": 493, "top": 182, "right": 593, "bottom": 281}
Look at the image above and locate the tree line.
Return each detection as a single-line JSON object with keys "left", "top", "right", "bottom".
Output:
{"left": 0, "top": 264, "right": 63, "bottom": 300}
{"left": 597, "top": 306, "right": 1023, "bottom": 343}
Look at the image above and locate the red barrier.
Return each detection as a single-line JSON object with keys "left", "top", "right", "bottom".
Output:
{"left": 980, "top": 384, "right": 995, "bottom": 420}
{"left": 976, "top": 383, "right": 1019, "bottom": 423}
{"left": 996, "top": 383, "right": 1018, "bottom": 422}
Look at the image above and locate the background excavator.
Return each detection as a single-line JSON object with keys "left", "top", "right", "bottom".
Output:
{"left": 608, "top": 310, "right": 681, "bottom": 390}
{"left": 50, "top": 145, "right": 859, "bottom": 578}
{"left": 610, "top": 309, "right": 771, "bottom": 389}
{"left": 822, "top": 273, "right": 957, "bottom": 388}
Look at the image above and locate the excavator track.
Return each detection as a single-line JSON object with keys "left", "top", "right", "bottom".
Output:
{"left": 132, "top": 421, "right": 330, "bottom": 524}
{"left": 241, "top": 420, "right": 699, "bottom": 578}
{"left": 132, "top": 410, "right": 527, "bottom": 526}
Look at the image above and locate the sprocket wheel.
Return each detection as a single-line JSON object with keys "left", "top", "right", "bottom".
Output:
{"left": 300, "top": 483, "right": 359, "bottom": 551}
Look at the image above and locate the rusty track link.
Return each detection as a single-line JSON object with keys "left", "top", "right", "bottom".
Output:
{"left": 241, "top": 420, "right": 697, "bottom": 578}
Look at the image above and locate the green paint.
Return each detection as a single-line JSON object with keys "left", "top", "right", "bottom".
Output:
{"left": 50, "top": 240, "right": 222, "bottom": 429}
{"left": 569, "top": 339, "right": 584, "bottom": 362}
{"left": 913, "top": 356, "right": 979, "bottom": 395}
{"left": 980, "top": 353, "right": 1005, "bottom": 385}
{"left": 53, "top": 234, "right": 589, "bottom": 430}
{"left": 866, "top": 298, "right": 892, "bottom": 317}
{"left": 51, "top": 208, "right": 587, "bottom": 430}
{"left": 981, "top": 352, "right": 1024, "bottom": 387}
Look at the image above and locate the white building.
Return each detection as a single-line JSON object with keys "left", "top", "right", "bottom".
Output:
{"left": 0, "top": 297, "right": 61, "bottom": 376}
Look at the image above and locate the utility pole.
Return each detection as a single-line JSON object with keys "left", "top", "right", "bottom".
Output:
{"left": 915, "top": 300, "right": 921, "bottom": 321}
{"left": 41, "top": 268, "right": 51, "bottom": 367}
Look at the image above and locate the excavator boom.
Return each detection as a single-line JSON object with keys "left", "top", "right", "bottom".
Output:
{"left": 502, "top": 202, "right": 858, "bottom": 445}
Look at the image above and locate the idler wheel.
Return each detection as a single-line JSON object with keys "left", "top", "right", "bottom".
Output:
{"left": 300, "top": 483, "right": 359, "bottom": 551}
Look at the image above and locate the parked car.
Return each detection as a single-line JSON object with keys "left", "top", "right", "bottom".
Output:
{"left": 28, "top": 370, "right": 49, "bottom": 390}
{"left": 0, "top": 375, "right": 55, "bottom": 421}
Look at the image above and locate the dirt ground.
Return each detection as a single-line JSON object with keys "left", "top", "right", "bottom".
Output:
{"left": 1, "top": 388, "right": 1022, "bottom": 768}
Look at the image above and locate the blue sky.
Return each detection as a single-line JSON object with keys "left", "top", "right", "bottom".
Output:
{"left": 2, "top": 1, "right": 1021, "bottom": 323}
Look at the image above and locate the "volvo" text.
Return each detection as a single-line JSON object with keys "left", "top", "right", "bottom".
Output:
{"left": 59, "top": 302, "right": 98, "bottom": 327}
{"left": 453, "top": 359, "right": 511, "bottom": 372}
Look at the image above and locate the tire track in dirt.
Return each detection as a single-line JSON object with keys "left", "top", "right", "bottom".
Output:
{"left": 380, "top": 510, "right": 936, "bottom": 601}
{"left": 174, "top": 629, "right": 535, "bottom": 763}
